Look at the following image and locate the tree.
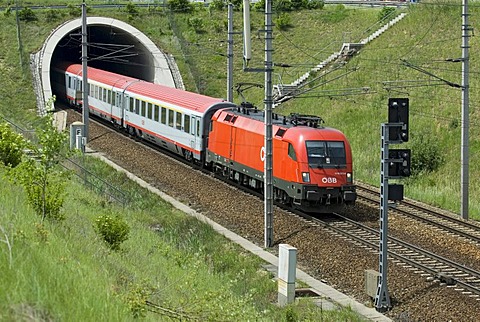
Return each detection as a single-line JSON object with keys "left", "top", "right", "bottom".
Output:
{"left": 10, "top": 100, "right": 72, "bottom": 221}
{"left": 0, "top": 122, "right": 27, "bottom": 168}
{"left": 168, "top": 0, "right": 193, "bottom": 13}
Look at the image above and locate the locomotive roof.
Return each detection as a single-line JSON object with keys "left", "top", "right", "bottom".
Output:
{"left": 219, "top": 105, "right": 346, "bottom": 139}
{"left": 63, "top": 64, "right": 234, "bottom": 113}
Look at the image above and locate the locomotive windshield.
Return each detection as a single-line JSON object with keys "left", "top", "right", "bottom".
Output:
{"left": 306, "top": 141, "right": 346, "bottom": 168}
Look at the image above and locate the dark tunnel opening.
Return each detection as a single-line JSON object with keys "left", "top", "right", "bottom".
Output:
{"left": 50, "top": 24, "right": 154, "bottom": 84}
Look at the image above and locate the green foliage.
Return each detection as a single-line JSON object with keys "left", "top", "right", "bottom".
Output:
{"left": 410, "top": 132, "right": 445, "bottom": 175}
{"left": 378, "top": 6, "right": 396, "bottom": 22}
{"left": 253, "top": 0, "right": 265, "bottom": 11}
{"left": 67, "top": 4, "right": 81, "bottom": 17}
{"left": 306, "top": 0, "right": 324, "bottom": 10}
{"left": 291, "top": 0, "right": 308, "bottom": 10}
{"left": 275, "top": 12, "right": 292, "bottom": 31}
{"left": 0, "top": 122, "right": 26, "bottom": 168}
{"left": 209, "top": 0, "right": 225, "bottom": 11}
{"left": 449, "top": 118, "right": 459, "bottom": 130}
{"left": 9, "top": 106, "right": 71, "bottom": 221}
{"left": 18, "top": 7, "right": 37, "bottom": 22}
{"left": 124, "top": 283, "right": 153, "bottom": 318}
{"left": 211, "top": 20, "right": 225, "bottom": 33}
{"left": 168, "top": 0, "right": 193, "bottom": 13}
{"left": 13, "top": 157, "right": 68, "bottom": 221}
{"left": 285, "top": 305, "right": 298, "bottom": 322}
{"left": 274, "top": 0, "right": 293, "bottom": 12}
{"left": 230, "top": 0, "right": 243, "bottom": 11}
{"left": 4, "top": 6, "right": 11, "bottom": 17}
{"left": 188, "top": 16, "right": 205, "bottom": 33}
{"left": 94, "top": 214, "right": 130, "bottom": 251}
{"left": 125, "top": 2, "right": 139, "bottom": 16}
{"left": 321, "top": 4, "right": 348, "bottom": 23}
{"left": 35, "top": 222, "right": 49, "bottom": 243}
{"left": 45, "top": 9, "right": 62, "bottom": 21}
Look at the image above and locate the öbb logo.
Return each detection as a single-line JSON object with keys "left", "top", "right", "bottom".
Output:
{"left": 322, "top": 177, "right": 337, "bottom": 184}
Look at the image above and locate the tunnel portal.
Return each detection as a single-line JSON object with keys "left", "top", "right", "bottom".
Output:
{"left": 34, "top": 17, "right": 181, "bottom": 112}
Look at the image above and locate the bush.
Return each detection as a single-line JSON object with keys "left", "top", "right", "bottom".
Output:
{"left": 94, "top": 214, "right": 130, "bottom": 251}
{"left": 306, "top": 0, "right": 324, "bottom": 10}
{"left": 410, "top": 132, "right": 444, "bottom": 175}
{"left": 209, "top": 0, "right": 225, "bottom": 11}
{"left": 168, "top": 0, "right": 193, "bottom": 13}
{"left": 125, "top": 2, "right": 139, "bottom": 16}
{"left": 0, "top": 122, "right": 26, "bottom": 168}
{"left": 378, "top": 7, "right": 395, "bottom": 22}
{"left": 275, "top": 13, "right": 292, "bottom": 31}
{"left": 253, "top": 0, "right": 265, "bottom": 11}
{"left": 188, "top": 17, "right": 205, "bottom": 33}
{"left": 274, "top": 0, "right": 293, "bottom": 12}
{"left": 18, "top": 7, "right": 37, "bottom": 22}
{"left": 290, "top": 0, "right": 308, "bottom": 10}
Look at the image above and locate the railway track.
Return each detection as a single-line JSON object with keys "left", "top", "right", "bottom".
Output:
{"left": 357, "top": 184, "right": 480, "bottom": 245}
{"left": 64, "top": 106, "right": 480, "bottom": 317}
{"left": 298, "top": 211, "right": 480, "bottom": 300}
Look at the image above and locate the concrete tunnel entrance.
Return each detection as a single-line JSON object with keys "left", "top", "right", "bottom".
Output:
{"left": 32, "top": 16, "right": 183, "bottom": 114}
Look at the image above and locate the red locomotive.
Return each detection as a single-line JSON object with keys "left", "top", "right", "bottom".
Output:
{"left": 52, "top": 64, "right": 356, "bottom": 213}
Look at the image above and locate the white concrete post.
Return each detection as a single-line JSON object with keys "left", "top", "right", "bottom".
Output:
{"left": 278, "top": 244, "right": 297, "bottom": 306}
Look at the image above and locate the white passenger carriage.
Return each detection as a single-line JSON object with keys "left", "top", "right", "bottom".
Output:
{"left": 53, "top": 64, "right": 235, "bottom": 163}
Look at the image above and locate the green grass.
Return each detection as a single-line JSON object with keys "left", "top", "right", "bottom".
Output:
{"left": 148, "top": 3, "right": 480, "bottom": 218}
{"left": 1, "top": 2, "right": 479, "bottom": 317}
{"left": 0, "top": 160, "right": 367, "bottom": 320}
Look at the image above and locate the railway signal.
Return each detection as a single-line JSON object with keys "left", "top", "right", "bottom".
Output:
{"left": 388, "top": 149, "right": 411, "bottom": 178}
{"left": 376, "top": 98, "right": 411, "bottom": 312}
{"left": 388, "top": 98, "right": 409, "bottom": 143}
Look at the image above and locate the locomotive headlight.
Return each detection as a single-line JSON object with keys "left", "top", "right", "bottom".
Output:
{"left": 302, "top": 172, "right": 310, "bottom": 183}
{"left": 346, "top": 172, "right": 352, "bottom": 183}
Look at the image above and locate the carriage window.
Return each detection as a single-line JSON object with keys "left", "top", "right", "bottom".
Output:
{"left": 112, "top": 91, "right": 116, "bottom": 105}
{"left": 176, "top": 112, "right": 182, "bottom": 130}
{"left": 288, "top": 143, "right": 297, "bottom": 161}
{"left": 129, "top": 97, "right": 134, "bottom": 112}
{"left": 135, "top": 99, "right": 140, "bottom": 114}
{"left": 141, "top": 101, "right": 146, "bottom": 117}
{"left": 147, "top": 103, "right": 152, "bottom": 119}
{"left": 102, "top": 88, "right": 107, "bottom": 102}
{"left": 154, "top": 105, "right": 159, "bottom": 122}
{"left": 161, "top": 107, "right": 166, "bottom": 124}
{"left": 168, "top": 109, "right": 174, "bottom": 127}
{"left": 184, "top": 115, "right": 190, "bottom": 133}
{"left": 196, "top": 119, "right": 201, "bottom": 137}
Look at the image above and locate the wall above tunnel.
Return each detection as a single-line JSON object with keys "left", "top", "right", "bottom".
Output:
{"left": 35, "top": 16, "right": 182, "bottom": 112}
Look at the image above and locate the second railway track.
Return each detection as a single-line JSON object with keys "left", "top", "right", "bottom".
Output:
{"left": 298, "top": 211, "right": 480, "bottom": 300}
{"left": 357, "top": 184, "right": 480, "bottom": 245}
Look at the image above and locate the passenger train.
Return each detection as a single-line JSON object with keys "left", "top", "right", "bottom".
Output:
{"left": 52, "top": 63, "right": 356, "bottom": 213}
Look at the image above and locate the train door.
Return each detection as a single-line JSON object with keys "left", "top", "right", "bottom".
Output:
{"left": 190, "top": 116, "right": 197, "bottom": 151}
{"left": 121, "top": 93, "right": 128, "bottom": 128}
{"left": 113, "top": 91, "right": 122, "bottom": 125}
{"left": 72, "top": 77, "right": 81, "bottom": 106}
